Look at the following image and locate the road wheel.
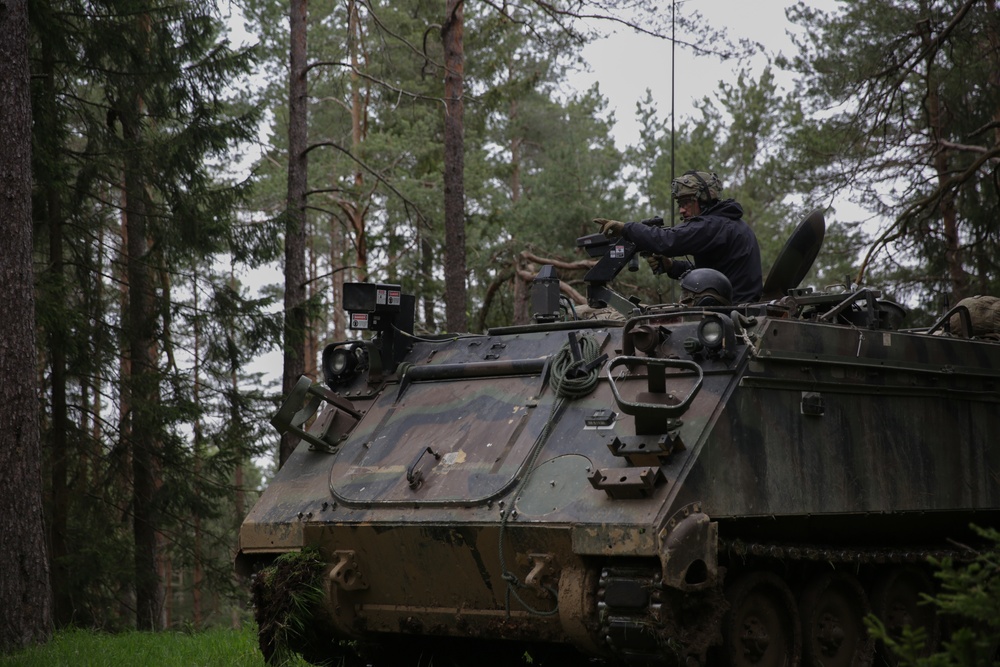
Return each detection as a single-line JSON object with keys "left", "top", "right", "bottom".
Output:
{"left": 723, "top": 571, "right": 801, "bottom": 667}
{"left": 871, "top": 567, "right": 939, "bottom": 666}
{"left": 800, "top": 572, "right": 873, "bottom": 667}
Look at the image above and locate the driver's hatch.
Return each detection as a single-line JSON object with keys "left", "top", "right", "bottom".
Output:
{"left": 329, "top": 373, "right": 548, "bottom": 507}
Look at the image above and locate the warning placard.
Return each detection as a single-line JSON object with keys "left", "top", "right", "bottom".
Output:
{"left": 350, "top": 313, "right": 369, "bottom": 329}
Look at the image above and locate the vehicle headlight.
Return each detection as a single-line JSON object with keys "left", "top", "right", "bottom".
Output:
{"left": 695, "top": 314, "right": 737, "bottom": 359}
{"left": 322, "top": 342, "right": 366, "bottom": 387}
{"left": 328, "top": 348, "right": 355, "bottom": 375}
{"left": 698, "top": 319, "right": 725, "bottom": 349}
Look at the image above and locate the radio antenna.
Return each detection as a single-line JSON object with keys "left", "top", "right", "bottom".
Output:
{"left": 670, "top": 0, "right": 676, "bottom": 227}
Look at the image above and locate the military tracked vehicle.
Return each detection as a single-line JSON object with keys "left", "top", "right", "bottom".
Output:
{"left": 237, "top": 211, "right": 1000, "bottom": 667}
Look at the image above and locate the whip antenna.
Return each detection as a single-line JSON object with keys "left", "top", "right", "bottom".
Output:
{"left": 670, "top": 0, "right": 676, "bottom": 227}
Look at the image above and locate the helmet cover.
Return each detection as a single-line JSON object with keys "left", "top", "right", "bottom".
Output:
{"left": 671, "top": 171, "right": 722, "bottom": 205}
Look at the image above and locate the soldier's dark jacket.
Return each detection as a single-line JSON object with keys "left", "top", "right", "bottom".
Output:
{"left": 621, "top": 199, "right": 763, "bottom": 303}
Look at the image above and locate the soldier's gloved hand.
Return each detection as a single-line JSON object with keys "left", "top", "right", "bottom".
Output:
{"left": 593, "top": 218, "right": 625, "bottom": 239}
{"left": 645, "top": 254, "right": 671, "bottom": 275}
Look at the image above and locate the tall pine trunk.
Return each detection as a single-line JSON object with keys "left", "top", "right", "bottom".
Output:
{"left": 347, "top": 0, "right": 369, "bottom": 280}
{"left": 442, "top": 0, "right": 467, "bottom": 332}
{"left": 0, "top": 0, "right": 53, "bottom": 649}
{"left": 920, "top": 20, "right": 968, "bottom": 302}
{"left": 121, "top": 92, "right": 163, "bottom": 631}
{"left": 192, "top": 275, "right": 204, "bottom": 629}
{"left": 231, "top": 358, "right": 245, "bottom": 629}
{"left": 40, "top": 34, "right": 72, "bottom": 627}
{"left": 281, "top": 0, "right": 309, "bottom": 466}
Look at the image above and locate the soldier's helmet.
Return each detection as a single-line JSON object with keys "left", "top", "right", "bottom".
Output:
{"left": 680, "top": 268, "right": 733, "bottom": 307}
{"left": 671, "top": 171, "right": 722, "bottom": 206}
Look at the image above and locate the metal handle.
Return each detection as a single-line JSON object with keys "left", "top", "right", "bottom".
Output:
{"left": 604, "top": 356, "right": 703, "bottom": 417}
{"left": 406, "top": 446, "right": 441, "bottom": 490}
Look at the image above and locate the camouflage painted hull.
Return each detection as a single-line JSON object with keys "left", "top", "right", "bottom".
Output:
{"left": 239, "top": 290, "right": 1000, "bottom": 666}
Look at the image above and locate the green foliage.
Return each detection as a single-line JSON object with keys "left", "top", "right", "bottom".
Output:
{"left": 867, "top": 526, "right": 1000, "bottom": 667}
{"left": 0, "top": 626, "right": 310, "bottom": 667}
{"left": 29, "top": 0, "right": 280, "bottom": 631}
{"left": 241, "top": 0, "right": 642, "bottom": 332}
{"left": 251, "top": 550, "right": 331, "bottom": 666}
{"left": 783, "top": 0, "right": 1000, "bottom": 303}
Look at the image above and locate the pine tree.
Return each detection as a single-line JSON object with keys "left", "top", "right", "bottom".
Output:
{"left": 784, "top": 0, "right": 1000, "bottom": 308}
{"left": 29, "top": 0, "right": 270, "bottom": 629}
{"left": 0, "top": 0, "right": 53, "bottom": 651}
{"left": 868, "top": 526, "right": 1000, "bottom": 666}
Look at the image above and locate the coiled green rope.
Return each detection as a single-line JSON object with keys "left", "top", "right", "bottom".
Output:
{"left": 548, "top": 333, "right": 602, "bottom": 399}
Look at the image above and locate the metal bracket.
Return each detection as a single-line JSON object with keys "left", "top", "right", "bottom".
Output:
{"left": 607, "top": 432, "right": 685, "bottom": 466}
{"left": 603, "top": 356, "right": 704, "bottom": 434}
{"left": 271, "top": 375, "right": 360, "bottom": 453}
{"left": 587, "top": 466, "right": 663, "bottom": 499}
{"left": 524, "top": 553, "right": 556, "bottom": 596}
{"left": 329, "top": 550, "right": 368, "bottom": 591}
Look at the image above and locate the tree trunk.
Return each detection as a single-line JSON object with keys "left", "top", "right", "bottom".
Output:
{"left": 0, "top": 0, "right": 54, "bottom": 649}
{"left": 230, "top": 267, "right": 245, "bottom": 629}
{"left": 161, "top": 553, "right": 172, "bottom": 629}
{"left": 306, "top": 233, "right": 317, "bottom": 379}
{"left": 348, "top": 0, "right": 368, "bottom": 281}
{"left": 281, "top": 0, "right": 310, "bottom": 466}
{"left": 192, "top": 277, "right": 203, "bottom": 630}
{"left": 124, "top": 187, "right": 162, "bottom": 633}
{"left": 39, "top": 34, "right": 72, "bottom": 628}
{"left": 116, "top": 210, "right": 136, "bottom": 624}
{"left": 920, "top": 20, "right": 968, "bottom": 301}
{"left": 121, "top": 85, "right": 163, "bottom": 632}
{"left": 442, "top": 0, "right": 467, "bottom": 332}
{"left": 329, "top": 217, "right": 347, "bottom": 341}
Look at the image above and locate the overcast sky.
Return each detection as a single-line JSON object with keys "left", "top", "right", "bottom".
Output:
{"left": 568, "top": 1, "right": 827, "bottom": 148}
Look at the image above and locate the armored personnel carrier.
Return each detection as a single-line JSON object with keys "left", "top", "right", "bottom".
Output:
{"left": 237, "top": 211, "right": 1000, "bottom": 667}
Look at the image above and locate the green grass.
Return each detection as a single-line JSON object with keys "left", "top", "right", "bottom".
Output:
{"left": 0, "top": 624, "right": 312, "bottom": 667}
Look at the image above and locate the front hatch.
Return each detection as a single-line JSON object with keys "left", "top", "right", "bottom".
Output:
{"left": 330, "top": 374, "right": 547, "bottom": 506}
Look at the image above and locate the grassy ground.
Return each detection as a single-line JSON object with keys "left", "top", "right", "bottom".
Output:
{"left": 0, "top": 624, "right": 311, "bottom": 667}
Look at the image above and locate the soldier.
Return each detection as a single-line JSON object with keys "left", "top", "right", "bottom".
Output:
{"left": 679, "top": 268, "right": 733, "bottom": 307}
{"left": 593, "top": 170, "right": 763, "bottom": 303}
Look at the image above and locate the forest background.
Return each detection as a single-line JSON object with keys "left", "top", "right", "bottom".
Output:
{"left": 2, "top": 0, "right": 999, "bottom": 653}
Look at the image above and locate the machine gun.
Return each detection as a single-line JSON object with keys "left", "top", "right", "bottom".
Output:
{"left": 574, "top": 215, "right": 664, "bottom": 313}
